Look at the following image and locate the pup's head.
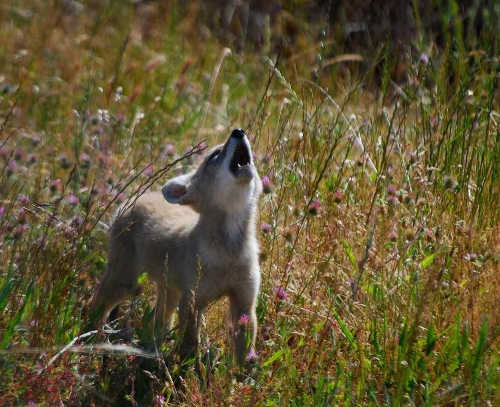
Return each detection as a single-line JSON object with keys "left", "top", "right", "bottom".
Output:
{"left": 162, "top": 129, "right": 262, "bottom": 215}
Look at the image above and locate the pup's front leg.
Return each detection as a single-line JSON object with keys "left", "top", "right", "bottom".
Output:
{"left": 230, "top": 288, "right": 258, "bottom": 365}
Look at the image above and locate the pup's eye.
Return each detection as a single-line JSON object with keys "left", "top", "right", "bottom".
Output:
{"left": 207, "top": 149, "right": 221, "bottom": 162}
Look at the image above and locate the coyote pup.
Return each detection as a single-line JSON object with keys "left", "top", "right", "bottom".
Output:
{"left": 91, "top": 129, "right": 262, "bottom": 364}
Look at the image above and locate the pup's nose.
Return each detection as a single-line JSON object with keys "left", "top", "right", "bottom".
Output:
{"left": 231, "top": 128, "right": 245, "bottom": 139}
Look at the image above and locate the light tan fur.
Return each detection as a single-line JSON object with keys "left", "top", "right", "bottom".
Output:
{"left": 90, "top": 130, "right": 262, "bottom": 364}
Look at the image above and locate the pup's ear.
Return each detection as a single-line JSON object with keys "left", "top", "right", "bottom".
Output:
{"left": 162, "top": 172, "right": 195, "bottom": 205}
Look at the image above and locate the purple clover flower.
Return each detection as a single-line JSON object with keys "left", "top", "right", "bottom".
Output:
{"left": 18, "top": 194, "right": 29, "bottom": 206}
{"left": 261, "top": 176, "right": 273, "bottom": 194}
{"left": 245, "top": 349, "right": 258, "bottom": 363}
{"left": 275, "top": 286, "right": 288, "bottom": 301}
{"left": 308, "top": 199, "right": 322, "bottom": 215}
{"left": 66, "top": 194, "right": 79, "bottom": 206}
{"left": 261, "top": 223, "right": 272, "bottom": 233}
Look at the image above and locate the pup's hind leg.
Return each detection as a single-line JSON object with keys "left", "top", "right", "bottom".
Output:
{"left": 90, "top": 262, "right": 139, "bottom": 329}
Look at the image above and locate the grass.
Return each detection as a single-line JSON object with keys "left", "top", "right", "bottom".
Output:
{"left": 0, "top": 0, "right": 499, "bottom": 405}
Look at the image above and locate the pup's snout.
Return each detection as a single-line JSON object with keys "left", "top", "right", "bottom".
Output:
{"left": 231, "top": 128, "right": 246, "bottom": 139}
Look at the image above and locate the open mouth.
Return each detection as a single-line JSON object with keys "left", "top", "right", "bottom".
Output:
{"left": 229, "top": 142, "right": 251, "bottom": 176}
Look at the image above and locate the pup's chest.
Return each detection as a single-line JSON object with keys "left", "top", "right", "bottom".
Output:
{"left": 197, "top": 239, "right": 255, "bottom": 273}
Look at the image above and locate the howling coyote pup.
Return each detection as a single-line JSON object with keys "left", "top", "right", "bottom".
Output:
{"left": 91, "top": 129, "right": 262, "bottom": 364}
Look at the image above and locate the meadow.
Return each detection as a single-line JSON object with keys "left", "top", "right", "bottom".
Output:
{"left": 0, "top": 1, "right": 498, "bottom": 405}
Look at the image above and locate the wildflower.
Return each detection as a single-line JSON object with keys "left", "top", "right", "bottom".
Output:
{"left": 70, "top": 216, "right": 84, "bottom": 229}
{"left": 58, "top": 155, "right": 71, "bottom": 169}
{"left": 63, "top": 225, "right": 77, "bottom": 239}
{"left": 13, "top": 224, "right": 28, "bottom": 239}
{"left": 66, "top": 194, "right": 79, "bottom": 206}
{"left": 464, "top": 252, "right": 477, "bottom": 262}
{"left": 387, "top": 196, "right": 399, "bottom": 207}
{"left": 49, "top": 178, "right": 62, "bottom": 193}
{"left": 144, "top": 165, "right": 154, "bottom": 176}
{"left": 387, "top": 184, "right": 397, "bottom": 196}
{"left": 14, "top": 148, "right": 24, "bottom": 161}
{"left": 424, "top": 228, "right": 435, "bottom": 242}
{"left": 18, "top": 194, "right": 29, "bottom": 206}
{"left": 114, "top": 86, "right": 123, "bottom": 102}
{"left": 261, "top": 176, "right": 273, "bottom": 194}
{"left": 197, "top": 141, "right": 207, "bottom": 154}
{"left": 275, "top": 286, "right": 287, "bottom": 301}
{"left": 153, "top": 395, "right": 165, "bottom": 407}
{"left": 135, "top": 110, "right": 145, "bottom": 122}
{"left": 0, "top": 206, "right": 5, "bottom": 219}
{"left": 17, "top": 208, "right": 27, "bottom": 223}
{"left": 333, "top": 189, "right": 343, "bottom": 203}
{"left": 80, "top": 153, "right": 91, "bottom": 168}
{"left": 97, "top": 109, "right": 110, "bottom": 123}
{"left": 0, "top": 146, "right": 9, "bottom": 159}
{"left": 238, "top": 314, "right": 249, "bottom": 325}
{"left": 419, "top": 53, "right": 429, "bottom": 65}
{"left": 164, "top": 143, "right": 175, "bottom": 157}
{"left": 261, "top": 223, "right": 272, "bottom": 233}
{"left": 245, "top": 349, "right": 258, "bottom": 363}
{"left": 308, "top": 199, "right": 322, "bottom": 215}
{"left": 388, "top": 230, "right": 398, "bottom": 242}
{"left": 7, "top": 160, "right": 18, "bottom": 175}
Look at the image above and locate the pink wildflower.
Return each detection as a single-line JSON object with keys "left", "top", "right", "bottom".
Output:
{"left": 261, "top": 176, "right": 273, "bottom": 194}
{"left": 275, "top": 286, "right": 288, "bottom": 301}
{"left": 238, "top": 314, "right": 249, "bottom": 325}
{"left": 464, "top": 252, "right": 477, "bottom": 262}
{"left": 13, "top": 224, "right": 28, "bottom": 239}
{"left": 261, "top": 223, "right": 272, "bottom": 233}
{"left": 333, "top": 189, "right": 344, "bottom": 203}
{"left": 308, "top": 199, "right": 322, "bottom": 215}
{"left": 388, "top": 230, "right": 398, "bottom": 242}
{"left": 18, "top": 194, "right": 29, "bottom": 206}
{"left": 245, "top": 349, "right": 258, "bottom": 363}
{"left": 66, "top": 194, "right": 79, "bottom": 206}
{"left": 387, "top": 184, "right": 397, "bottom": 195}
{"left": 164, "top": 143, "right": 175, "bottom": 157}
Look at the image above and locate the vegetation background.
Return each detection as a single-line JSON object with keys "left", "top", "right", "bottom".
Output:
{"left": 0, "top": 0, "right": 498, "bottom": 405}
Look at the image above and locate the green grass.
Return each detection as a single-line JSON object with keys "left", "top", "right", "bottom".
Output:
{"left": 0, "top": 1, "right": 499, "bottom": 405}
